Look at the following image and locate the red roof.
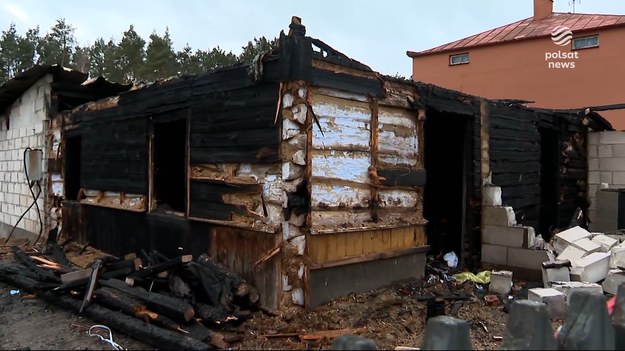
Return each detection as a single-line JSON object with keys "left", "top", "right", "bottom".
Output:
{"left": 407, "top": 13, "right": 625, "bottom": 57}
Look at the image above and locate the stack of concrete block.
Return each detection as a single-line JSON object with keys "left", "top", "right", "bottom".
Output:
{"left": 546, "top": 226, "right": 625, "bottom": 296}
{"left": 481, "top": 186, "right": 553, "bottom": 279}
{"left": 528, "top": 288, "right": 566, "bottom": 319}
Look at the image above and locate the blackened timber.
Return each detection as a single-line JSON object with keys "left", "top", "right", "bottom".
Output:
{"left": 0, "top": 262, "right": 210, "bottom": 350}
{"left": 376, "top": 168, "right": 426, "bottom": 187}
{"left": 11, "top": 246, "right": 60, "bottom": 283}
{"left": 99, "top": 278, "right": 195, "bottom": 323}
{"left": 128, "top": 255, "right": 192, "bottom": 281}
{"left": 189, "top": 180, "right": 258, "bottom": 221}
{"left": 94, "top": 287, "right": 183, "bottom": 332}
{"left": 310, "top": 68, "right": 384, "bottom": 97}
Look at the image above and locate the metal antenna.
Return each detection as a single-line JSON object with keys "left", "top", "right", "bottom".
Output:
{"left": 569, "top": 0, "right": 581, "bottom": 13}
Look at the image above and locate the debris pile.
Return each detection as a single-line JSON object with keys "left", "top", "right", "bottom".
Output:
{"left": 0, "top": 241, "right": 262, "bottom": 350}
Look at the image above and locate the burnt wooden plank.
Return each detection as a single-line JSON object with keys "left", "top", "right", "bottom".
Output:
{"left": 189, "top": 180, "right": 258, "bottom": 221}
{"left": 190, "top": 145, "right": 279, "bottom": 164}
{"left": 310, "top": 68, "right": 384, "bottom": 97}
{"left": 376, "top": 168, "right": 426, "bottom": 187}
{"left": 190, "top": 128, "right": 277, "bottom": 148}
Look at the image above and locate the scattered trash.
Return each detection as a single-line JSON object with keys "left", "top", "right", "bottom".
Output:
{"left": 450, "top": 301, "right": 464, "bottom": 315}
{"left": 88, "top": 324, "right": 124, "bottom": 350}
{"left": 484, "top": 294, "right": 499, "bottom": 306}
{"left": 476, "top": 320, "right": 489, "bottom": 333}
{"left": 453, "top": 271, "right": 491, "bottom": 284}
{"left": 607, "top": 295, "right": 617, "bottom": 315}
{"left": 443, "top": 251, "right": 458, "bottom": 269}
{"left": 492, "top": 336, "right": 503, "bottom": 341}
{"left": 9, "top": 289, "right": 20, "bottom": 295}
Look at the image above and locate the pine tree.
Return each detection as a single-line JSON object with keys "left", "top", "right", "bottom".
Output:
{"left": 142, "top": 28, "right": 178, "bottom": 81}
{"left": 118, "top": 25, "right": 145, "bottom": 82}
{"left": 37, "top": 19, "right": 76, "bottom": 66}
{"left": 238, "top": 36, "right": 277, "bottom": 62}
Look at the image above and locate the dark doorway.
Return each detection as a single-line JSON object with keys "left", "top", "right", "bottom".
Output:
{"left": 153, "top": 119, "right": 187, "bottom": 213}
{"left": 423, "top": 112, "right": 470, "bottom": 262}
{"left": 64, "top": 135, "right": 82, "bottom": 200}
{"left": 539, "top": 129, "right": 559, "bottom": 239}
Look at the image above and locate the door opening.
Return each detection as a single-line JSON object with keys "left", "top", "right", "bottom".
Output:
{"left": 153, "top": 119, "right": 187, "bottom": 213}
{"left": 423, "top": 111, "right": 470, "bottom": 263}
{"left": 65, "top": 135, "right": 82, "bottom": 200}
{"left": 539, "top": 128, "right": 559, "bottom": 239}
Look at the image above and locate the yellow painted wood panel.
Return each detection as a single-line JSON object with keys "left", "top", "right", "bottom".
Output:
{"left": 307, "top": 225, "right": 426, "bottom": 264}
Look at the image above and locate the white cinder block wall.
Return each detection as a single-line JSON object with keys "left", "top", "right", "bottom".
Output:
{"left": 0, "top": 74, "right": 51, "bottom": 239}
{"left": 587, "top": 131, "right": 625, "bottom": 225}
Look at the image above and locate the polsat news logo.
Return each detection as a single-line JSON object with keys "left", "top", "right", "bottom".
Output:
{"left": 545, "top": 26, "right": 578, "bottom": 69}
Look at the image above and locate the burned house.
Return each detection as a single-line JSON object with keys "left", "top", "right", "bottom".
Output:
{"left": 53, "top": 18, "right": 611, "bottom": 309}
{"left": 0, "top": 65, "right": 130, "bottom": 244}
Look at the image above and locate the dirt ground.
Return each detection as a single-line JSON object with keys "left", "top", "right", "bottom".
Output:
{"left": 0, "top": 240, "right": 557, "bottom": 350}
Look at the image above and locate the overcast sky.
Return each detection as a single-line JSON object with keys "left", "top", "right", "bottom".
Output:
{"left": 3, "top": 0, "right": 625, "bottom": 77}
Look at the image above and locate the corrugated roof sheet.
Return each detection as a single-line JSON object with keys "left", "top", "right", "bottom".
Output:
{"left": 407, "top": 13, "right": 625, "bottom": 57}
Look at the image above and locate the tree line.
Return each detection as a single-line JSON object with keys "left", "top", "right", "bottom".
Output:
{"left": 0, "top": 19, "right": 277, "bottom": 85}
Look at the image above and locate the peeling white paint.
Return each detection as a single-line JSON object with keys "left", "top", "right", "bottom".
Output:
{"left": 312, "top": 151, "right": 370, "bottom": 183}
{"left": 297, "top": 263, "right": 305, "bottom": 279}
{"left": 315, "top": 88, "right": 369, "bottom": 103}
{"left": 377, "top": 154, "right": 418, "bottom": 167}
{"left": 262, "top": 175, "right": 284, "bottom": 204}
{"left": 282, "top": 118, "right": 300, "bottom": 140}
{"left": 292, "top": 150, "right": 306, "bottom": 166}
{"left": 378, "top": 189, "right": 419, "bottom": 208}
{"left": 311, "top": 183, "right": 370, "bottom": 208}
{"left": 282, "top": 93, "right": 295, "bottom": 108}
{"left": 282, "top": 162, "right": 304, "bottom": 181}
{"left": 283, "top": 222, "right": 303, "bottom": 240}
{"left": 311, "top": 101, "right": 371, "bottom": 150}
{"left": 289, "top": 235, "right": 306, "bottom": 255}
{"left": 282, "top": 274, "right": 292, "bottom": 291}
{"left": 291, "top": 288, "right": 304, "bottom": 306}
{"left": 291, "top": 103, "right": 307, "bottom": 124}
{"left": 297, "top": 88, "right": 307, "bottom": 99}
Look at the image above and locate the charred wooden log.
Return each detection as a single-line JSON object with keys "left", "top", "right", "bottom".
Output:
{"left": 99, "top": 278, "right": 195, "bottom": 323}
{"left": 45, "top": 241, "right": 73, "bottom": 271}
{"left": 94, "top": 286, "right": 183, "bottom": 332}
{"left": 11, "top": 246, "right": 60, "bottom": 283}
{"left": 0, "top": 261, "right": 211, "bottom": 350}
{"left": 189, "top": 254, "right": 258, "bottom": 313}
{"left": 126, "top": 255, "right": 192, "bottom": 285}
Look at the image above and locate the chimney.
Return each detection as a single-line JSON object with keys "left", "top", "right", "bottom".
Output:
{"left": 534, "top": 0, "right": 554, "bottom": 20}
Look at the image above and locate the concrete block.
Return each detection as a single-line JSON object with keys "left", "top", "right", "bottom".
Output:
{"left": 508, "top": 248, "right": 553, "bottom": 271}
{"left": 528, "top": 288, "right": 566, "bottom": 319}
{"left": 602, "top": 269, "right": 625, "bottom": 295}
{"left": 592, "top": 234, "right": 619, "bottom": 252}
{"left": 588, "top": 145, "right": 598, "bottom": 158}
{"left": 588, "top": 158, "right": 599, "bottom": 171}
{"left": 553, "top": 226, "right": 592, "bottom": 254}
{"left": 588, "top": 171, "right": 600, "bottom": 184}
{"left": 482, "top": 206, "right": 516, "bottom": 226}
{"left": 587, "top": 132, "right": 599, "bottom": 146}
{"left": 570, "top": 252, "right": 610, "bottom": 283}
{"left": 559, "top": 290, "right": 615, "bottom": 350}
{"left": 482, "top": 186, "right": 502, "bottom": 206}
{"left": 489, "top": 270, "right": 513, "bottom": 294}
{"left": 570, "top": 238, "right": 602, "bottom": 255}
{"left": 551, "top": 281, "right": 603, "bottom": 303}
{"left": 598, "top": 144, "right": 613, "bottom": 158}
{"left": 611, "top": 247, "right": 625, "bottom": 269}
{"left": 482, "top": 244, "right": 507, "bottom": 266}
{"left": 541, "top": 260, "right": 571, "bottom": 288}
{"left": 600, "top": 158, "right": 625, "bottom": 172}
{"left": 556, "top": 245, "right": 586, "bottom": 262}
{"left": 614, "top": 172, "right": 625, "bottom": 186}
{"left": 600, "top": 131, "right": 625, "bottom": 144}
{"left": 421, "top": 316, "right": 472, "bottom": 350}
{"left": 600, "top": 171, "right": 613, "bottom": 184}
{"left": 482, "top": 225, "right": 533, "bottom": 248}
{"left": 503, "top": 300, "right": 558, "bottom": 350}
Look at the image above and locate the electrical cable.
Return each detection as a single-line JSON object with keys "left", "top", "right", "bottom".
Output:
{"left": 3, "top": 147, "right": 44, "bottom": 245}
